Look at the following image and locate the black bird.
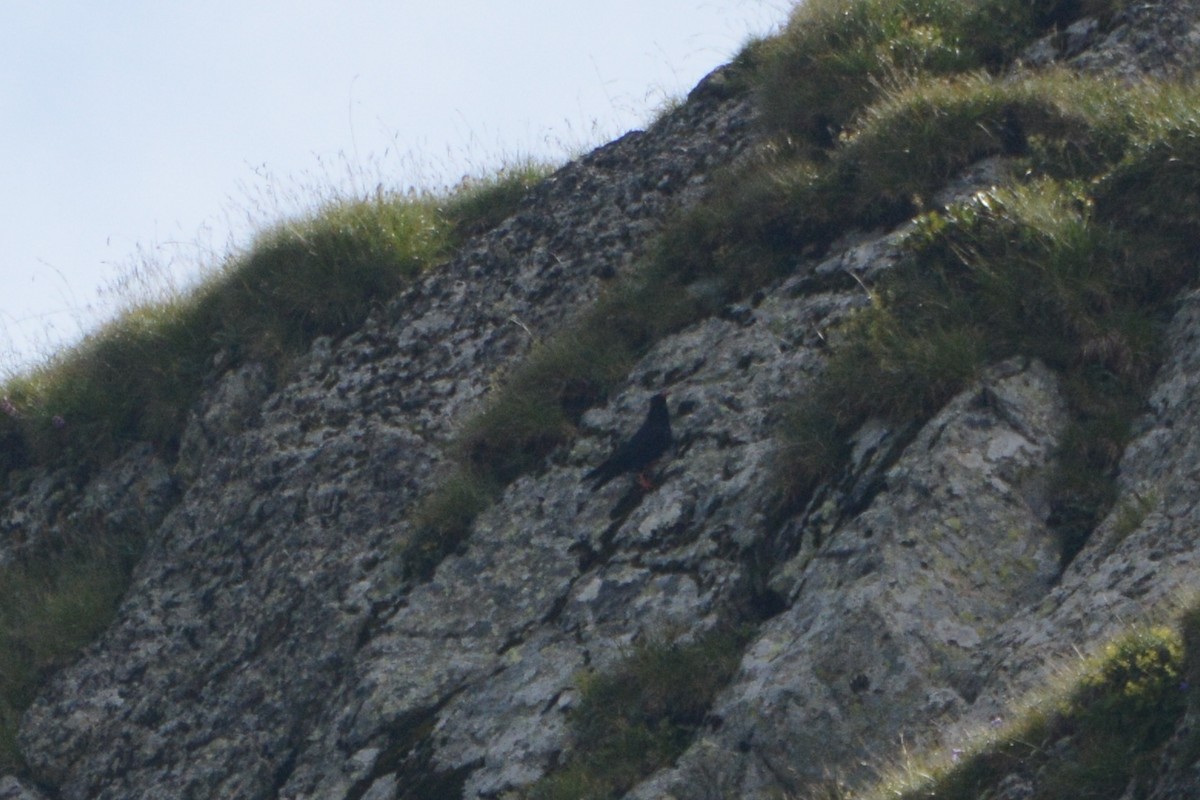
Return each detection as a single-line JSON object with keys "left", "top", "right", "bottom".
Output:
{"left": 584, "top": 392, "right": 673, "bottom": 490}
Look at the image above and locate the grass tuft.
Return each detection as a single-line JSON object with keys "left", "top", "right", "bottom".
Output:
{"left": 0, "top": 528, "right": 144, "bottom": 772}
{"left": 440, "top": 159, "right": 555, "bottom": 238}
{"left": 524, "top": 627, "right": 749, "bottom": 800}
{"left": 209, "top": 194, "right": 446, "bottom": 354}
{"left": 757, "top": 0, "right": 1128, "bottom": 148}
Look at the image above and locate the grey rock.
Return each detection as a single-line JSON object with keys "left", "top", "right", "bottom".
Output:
{"left": 1021, "top": 17, "right": 1102, "bottom": 66}
{"left": 175, "top": 361, "right": 272, "bottom": 483}
{"left": 1063, "top": 17, "right": 1102, "bottom": 59}
{"left": 637, "top": 358, "right": 1066, "bottom": 798}
{"left": 0, "top": 442, "right": 175, "bottom": 568}
{"left": 280, "top": 267, "right": 842, "bottom": 798}
{"left": 1070, "top": 0, "right": 1200, "bottom": 79}
{"left": 995, "top": 773, "right": 1036, "bottom": 800}
{"left": 958, "top": 289, "right": 1200, "bottom": 727}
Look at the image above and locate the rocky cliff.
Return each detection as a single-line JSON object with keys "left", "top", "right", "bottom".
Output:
{"left": 4, "top": 2, "right": 1200, "bottom": 799}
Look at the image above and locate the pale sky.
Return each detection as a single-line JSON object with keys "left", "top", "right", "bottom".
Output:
{"left": 0, "top": 1, "right": 787, "bottom": 375}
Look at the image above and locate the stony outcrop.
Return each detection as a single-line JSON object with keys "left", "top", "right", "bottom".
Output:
{"left": 5, "top": 3, "right": 1200, "bottom": 799}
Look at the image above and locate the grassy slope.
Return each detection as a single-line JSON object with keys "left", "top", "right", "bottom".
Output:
{"left": 4, "top": 0, "right": 1200, "bottom": 794}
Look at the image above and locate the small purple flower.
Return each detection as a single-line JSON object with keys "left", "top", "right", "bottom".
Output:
{"left": 990, "top": 715, "right": 1004, "bottom": 728}
{"left": 51, "top": 415, "right": 66, "bottom": 430}
{"left": 951, "top": 748, "right": 964, "bottom": 763}
{"left": 0, "top": 397, "right": 18, "bottom": 418}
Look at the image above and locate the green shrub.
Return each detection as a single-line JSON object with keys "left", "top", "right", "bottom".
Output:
{"left": 1051, "top": 625, "right": 1185, "bottom": 791}
{"left": 1073, "top": 627, "right": 1184, "bottom": 744}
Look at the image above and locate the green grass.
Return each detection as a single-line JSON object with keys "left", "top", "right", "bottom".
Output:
{"left": 757, "top": 0, "right": 1128, "bottom": 147}
{"left": 2, "top": 193, "right": 450, "bottom": 473}
{"left": 0, "top": 163, "right": 553, "bottom": 480}
{"left": 524, "top": 628, "right": 749, "bottom": 800}
{"left": 881, "top": 623, "right": 1188, "bottom": 800}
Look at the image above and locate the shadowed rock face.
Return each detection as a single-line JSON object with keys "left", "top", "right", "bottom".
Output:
{"left": 7, "top": 5, "right": 1200, "bottom": 799}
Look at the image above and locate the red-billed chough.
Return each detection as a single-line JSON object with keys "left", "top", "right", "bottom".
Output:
{"left": 583, "top": 392, "right": 672, "bottom": 490}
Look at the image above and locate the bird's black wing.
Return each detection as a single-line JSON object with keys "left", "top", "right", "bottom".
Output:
{"left": 583, "top": 445, "right": 632, "bottom": 489}
{"left": 584, "top": 393, "right": 672, "bottom": 490}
